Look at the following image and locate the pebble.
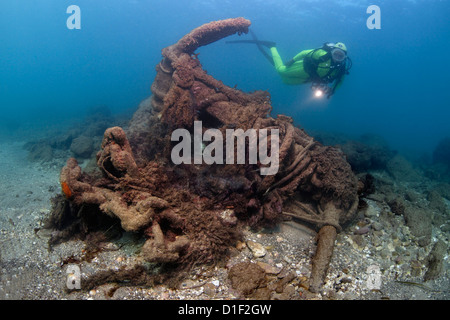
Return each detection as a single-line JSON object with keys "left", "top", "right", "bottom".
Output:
{"left": 372, "top": 221, "right": 383, "bottom": 231}
{"left": 203, "top": 283, "right": 216, "bottom": 297}
{"left": 387, "top": 242, "right": 395, "bottom": 252}
{"left": 212, "top": 280, "right": 220, "bottom": 287}
{"left": 235, "top": 241, "right": 246, "bottom": 250}
{"left": 283, "top": 256, "right": 293, "bottom": 264}
{"left": 354, "top": 226, "right": 370, "bottom": 235}
{"left": 246, "top": 240, "right": 266, "bottom": 258}
{"left": 256, "top": 261, "right": 281, "bottom": 275}
{"left": 364, "top": 205, "right": 378, "bottom": 218}
{"left": 372, "top": 235, "right": 382, "bottom": 247}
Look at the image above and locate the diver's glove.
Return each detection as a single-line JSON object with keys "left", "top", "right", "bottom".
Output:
{"left": 326, "top": 88, "right": 334, "bottom": 99}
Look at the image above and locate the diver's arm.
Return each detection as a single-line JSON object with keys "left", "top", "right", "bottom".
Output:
{"left": 328, "top": 75, "right": 345, "bottom": 98}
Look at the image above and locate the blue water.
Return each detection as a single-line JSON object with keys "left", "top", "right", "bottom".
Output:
{"left": 1, "top": 0, "right": 449, "bottom": 157}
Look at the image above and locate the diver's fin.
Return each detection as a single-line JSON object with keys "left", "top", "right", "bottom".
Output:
{"left": 226, "top": 30, "right": 275, "bottom": 66}
{"left": 249, "top": 30, "right": 275, "bottom": 66}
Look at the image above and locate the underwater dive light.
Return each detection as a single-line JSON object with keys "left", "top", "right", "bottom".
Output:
{"left": 311, "top": 82, "right": 329, "bottom": 99}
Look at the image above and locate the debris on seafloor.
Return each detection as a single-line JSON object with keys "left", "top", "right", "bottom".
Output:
{"left": 46, "top": 18, "right": 360, "bottom": 294}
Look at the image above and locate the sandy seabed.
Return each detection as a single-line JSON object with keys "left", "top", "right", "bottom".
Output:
{"left": 0, "top": 140, "right": 449, "bottom": 301}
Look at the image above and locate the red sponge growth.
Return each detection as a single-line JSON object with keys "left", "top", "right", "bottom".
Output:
{"left": 61, "top": 181, "right": 72, "bottom": 199}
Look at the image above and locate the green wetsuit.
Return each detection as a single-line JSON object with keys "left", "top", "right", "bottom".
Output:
{"left": 270, "top": 46, "right": 345, "bottom": 92}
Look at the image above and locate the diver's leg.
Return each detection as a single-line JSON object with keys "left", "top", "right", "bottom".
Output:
{"left": 270, "top": 47, "right": 286, "bottom": 71}
{"left": 269, "top": 49, "right": 310, "bottom": 85}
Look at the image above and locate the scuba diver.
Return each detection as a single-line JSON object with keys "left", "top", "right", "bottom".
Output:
{"left": 227, "top": 32, "right": 352, "bottom": 99}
